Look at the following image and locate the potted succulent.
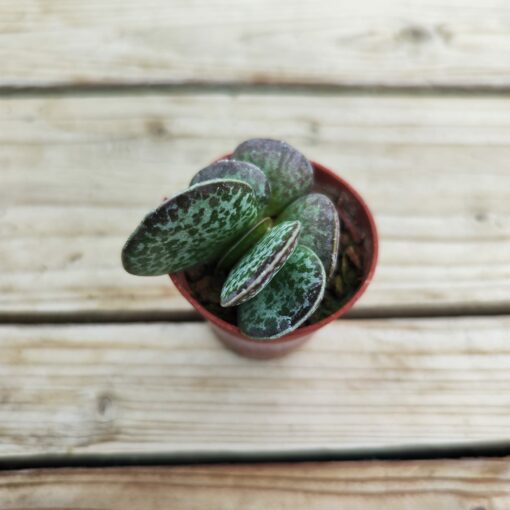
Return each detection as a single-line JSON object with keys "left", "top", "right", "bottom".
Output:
{"left": 122, "top": 139, "right": 378, "bottom": 358}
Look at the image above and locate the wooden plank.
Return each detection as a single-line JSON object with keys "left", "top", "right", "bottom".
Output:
{"left": 0, "top": 317, "right": 509, "bottom": 458}
{"left": 2, "top": 0, "right": 510, "bottom": 88}
{"left": 1, "top": 93, "right": 509, "bottom": 316}
{"left": 1, "top": 458, "right": 510, "bottom": 509}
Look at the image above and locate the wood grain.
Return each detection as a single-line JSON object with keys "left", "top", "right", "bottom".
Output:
{"left": 2, "top": 0, "right": 510, "bottom": 88}
{"left": 1, "top": 458, "right": 510, "bottom": 509}
{"left": 0, "top": 317, "right": 509, "bottom": 457}
{"left": 1, "top": 93, "right": 509, "bottom": 317}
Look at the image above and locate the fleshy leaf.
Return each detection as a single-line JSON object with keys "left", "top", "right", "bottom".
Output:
{"left": 190, "top": 159, "right": 270, "bottom": 214}
{"left": 232, "top": 138, "right": 313, "bottom": 216}
{"left": 122, "top": 179, "right": 258, "bottom": 276}
{"left": 216, "top": 217, "right": 273, "bottom": 272}
{"left": 238, "top": 245, "right": 326, "bottom": 340}
{"left": 277, "top": 193, "right": 340, "bottom": 280}
{"left": 220, "top": 221, "right": 301, "bottom": 307}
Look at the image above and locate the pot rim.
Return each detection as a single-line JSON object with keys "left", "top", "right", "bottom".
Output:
{"left": 169, "top": 159, "right": 379, "bottom": 344}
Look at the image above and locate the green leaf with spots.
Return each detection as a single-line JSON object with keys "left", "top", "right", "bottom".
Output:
{"left": 238, "top": 245, "right": 326, "bottom": 340}
{"left": 232, "top": 138, "right": 313, "bottom": 216}
{"left": 216, "top": 217, "right": 273, "bottom": 272}
{"left": 190, "top": 159, "right": 270, "bottom": 214}
{"left": 277, "top": 193, "right": 340, "bottom": 280}
{"left": 121, "top": 179, "right": 259, "bottom": 276}
{"left": 220, "top": 221, "right": 301, "bottom": 307}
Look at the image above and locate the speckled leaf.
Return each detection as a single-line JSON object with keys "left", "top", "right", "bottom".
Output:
{"left": 122, "top": 179, "right": 258, "bottom": 276}
{"left": 277, "top": 193, "right": 340, "bottom": 280}
{"left": 232, "top": 138, "right": 314, "bottom": 216}
{"left": 238, "top": 245, "right": 326, "bottom": 340}
{"left": 190, "top": 159, "right": 270, "bottom": 213}
{"left": 216, "top": 217, "right": 273, "bottom": 272}
{"left": 220, "top": 221, "right": 301, "bottom": 307}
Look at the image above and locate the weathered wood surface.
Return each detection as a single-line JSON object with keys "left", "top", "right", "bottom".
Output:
{"left": 2, "top": 458, "right": 510, "bottom": 509}
{"left": 1, "top": 93, "right": 509, "bottom": 317}
{"left": 0, "top": 317, "right": 509, "bottom": 457}
{"left": 2, "top": 0, "right": 510, "bottom": 88}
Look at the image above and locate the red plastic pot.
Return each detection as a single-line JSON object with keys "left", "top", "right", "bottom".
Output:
{"left": 170, "top": 159, "right": 378, "bottom": 359}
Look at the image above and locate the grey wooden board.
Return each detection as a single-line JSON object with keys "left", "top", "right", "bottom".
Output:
{"left": 1, "top": 0, "right": 510, "bottom": 88}
{"left": 0, "top": 318, "right": 509, "bottom": 458}
{"left": 1, "top": 94, "right": 509, "bottom": 317}
{"left": 2, "top": 459, "right": 510, "bottom": 509}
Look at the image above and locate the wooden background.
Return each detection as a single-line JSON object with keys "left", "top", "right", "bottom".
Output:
{"left": 1, "top": 0, "right": 510, "bottom": 507}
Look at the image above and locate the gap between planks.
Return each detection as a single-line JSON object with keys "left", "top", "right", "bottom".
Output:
{"left": 2, "top": 441, "right": 510, "bottom": 471}
{"left": 2, "top": 303, "right": 510, "bottom": 325}
{"left": 2, "top": 82, "right": 510, "bottom": 99}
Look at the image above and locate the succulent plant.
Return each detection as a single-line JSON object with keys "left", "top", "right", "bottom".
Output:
{"left": 122, "top": 138, "right": 361, "bottom": 340}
